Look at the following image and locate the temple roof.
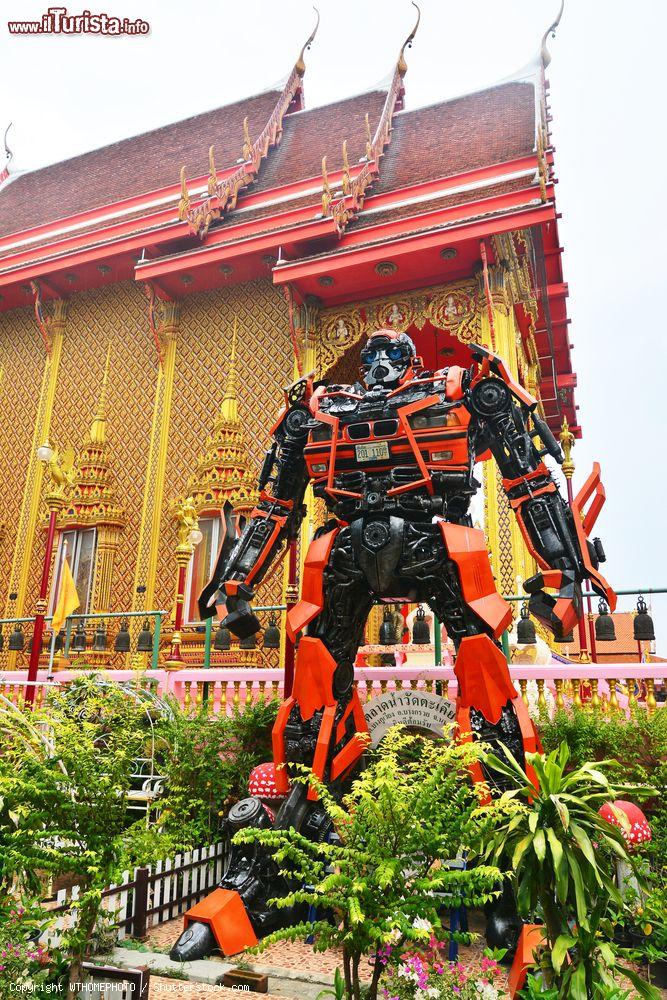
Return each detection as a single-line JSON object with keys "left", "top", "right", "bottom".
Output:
{"left": 0, "top": 87, "right": 283, "bottom": 238}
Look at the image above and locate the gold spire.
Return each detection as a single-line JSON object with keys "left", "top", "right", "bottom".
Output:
{"left": 188, "top": 318, "right": 257, "bottom": 517}
{"left": 89, "top": 344, "right": 111, "bottom": 446}
{"left": 220, "top": 318, "right": 239, "bottom": 423}
{"left": 559, "top": 416, "right": 575, "bottom": 479}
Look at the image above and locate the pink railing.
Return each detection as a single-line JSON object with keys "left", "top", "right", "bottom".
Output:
{"left": 0, "top": 662, "right": 663, "bottom": 715}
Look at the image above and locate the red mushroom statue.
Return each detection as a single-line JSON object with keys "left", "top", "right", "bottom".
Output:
{"left": 599, "top": 799, "right": 651, "bottom": 895}
{"left": 247, "top": 762, "right": 290, "bottom": 824}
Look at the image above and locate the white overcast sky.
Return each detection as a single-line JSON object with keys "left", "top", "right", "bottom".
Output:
{"left": 2, "top": 0, "right": 666, "bottom": 642}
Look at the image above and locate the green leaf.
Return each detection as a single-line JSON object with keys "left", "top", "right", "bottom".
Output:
{"left": 512, "top": 833, "right": 533, "bottom": 870}
{"left": 550, "top": 794, "right": 570, "bottom": 830}
{"left": 569, "top": 961, "right": 588, "bottom": 1000}
{"left": 551, "top": 932, "right": 575, "bottom": 973}
{"left": 533, "top": 828, "right": 546, "bottom": 862}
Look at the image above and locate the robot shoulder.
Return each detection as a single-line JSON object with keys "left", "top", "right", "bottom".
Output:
{"left": 433, "top": 364, "right": 468, "bottom": 401}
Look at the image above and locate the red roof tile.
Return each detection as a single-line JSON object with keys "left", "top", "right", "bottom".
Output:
{"left": 374, "top": 81, "right": 536, "bottom": 193}
{"left": 0, "top": 88, "right": 283, "bottom": 239}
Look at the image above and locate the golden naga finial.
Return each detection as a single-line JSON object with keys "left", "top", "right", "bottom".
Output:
{"left": 559, "top": 415, "right": 575, "bottom": 479}
{"left": 540, "top": 0, "right": 564, "bottom": 69}
{"left": 295, "top": 6, "right": 320, "bottom": 77}
{"left": 342, "top": 140, "right": 351, "bottom": 195}
{"left": 321, "top": 155, "right": 332, "bottom": 215}
{"left": 397, "top": 1, "right": 421, "bottom": 77}
{"left": 44, "top": 445, "right": 77, "bottom": 502}
{"left": 364, "top": 113, "right": 373, "bottom": 162}
{"left": 207, "top": 145, "right": 217, "bottom": 197}
{"left": 178, "top": 166, "right": 190, "bottom": 221}
{"left": 242, "top": 116, "right": 253, "bottom": 161}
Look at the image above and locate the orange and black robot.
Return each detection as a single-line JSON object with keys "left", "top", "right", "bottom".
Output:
{"left": 170, "top": 329, "right": 615, "bottom": 962}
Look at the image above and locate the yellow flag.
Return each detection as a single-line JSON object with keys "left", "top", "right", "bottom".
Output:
{"left": 51, "top": 558, "right": 80, "bottom": 633}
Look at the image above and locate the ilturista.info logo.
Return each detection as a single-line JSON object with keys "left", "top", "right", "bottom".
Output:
{"left": 7, "top": 7, "right": 150, "bottom": 35}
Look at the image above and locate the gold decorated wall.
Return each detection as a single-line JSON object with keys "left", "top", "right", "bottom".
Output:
{"left": 0, "top": 307, "right": 44, "bottom": 612}
{"left": 0, "top": 260, "right": 539, "bottom": 651}
{"left": 154, "top": 279, "right": 295, "bottom": 614}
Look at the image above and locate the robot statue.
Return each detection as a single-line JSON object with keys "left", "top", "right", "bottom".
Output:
{"left": 171, "top": 329, "right": 615, "bottom": 962}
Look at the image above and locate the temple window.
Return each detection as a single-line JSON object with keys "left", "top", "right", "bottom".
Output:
{"left": 184, "top": 515, "right": 222, "bottom": 624}
{"left": 49, "top": 527, "right": 98, "bottom": 617}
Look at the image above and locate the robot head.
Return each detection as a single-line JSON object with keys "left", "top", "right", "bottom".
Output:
{"left": 360, "top": 329, "right": 417, "bottom": 388}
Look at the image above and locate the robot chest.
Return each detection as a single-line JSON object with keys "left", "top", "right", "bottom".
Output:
{"left": 304, "top": 396, "right": 471, "bottom": 494}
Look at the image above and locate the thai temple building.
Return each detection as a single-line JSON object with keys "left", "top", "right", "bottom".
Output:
{"left": 0, "top": 10, "right": 595, "bottom": 667}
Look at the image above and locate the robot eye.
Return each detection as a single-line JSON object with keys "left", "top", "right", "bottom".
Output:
{"left": 387, "top": 347, "right": 404, "bottom": 361}
{"left": 361, "top": 349, "right": 377, "bottom": 364}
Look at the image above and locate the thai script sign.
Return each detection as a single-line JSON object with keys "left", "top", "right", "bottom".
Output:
{"left": 363, "top": 689, "right": 456, "bottom": 747}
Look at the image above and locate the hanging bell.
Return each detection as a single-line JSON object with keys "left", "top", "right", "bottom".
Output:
{"left": 517, "top": 603, "right": 537, "bottom": 645}
{"left": 262, "top": 613, "right": 281, "bottom": 649}
{"left": 114, "top": 618, "right": 131, "bottom": 652}
{"left": 71, "top": 620, "right": 87, "bottom": 652}
{"left": 412, "top": 605, "right": 431, "bottom": 645}
{"left": 136, "top": 619, "right": 154, "bottom": 652}
{"left": 633, "top": 596, "right": 655, "bottom": 642}
{"left": 213, "top": 621, "right": 231, "bottom": 650}
{"left": 553, "top": 630, "right": 574, "bottom": 644}
{"left": 92, "top": 620, "right": 108, "bottom": 651}
{"left": 379, "top": 607, "right": 397, "bottom": 646}
{"left": 0, "top": 628, "right": 4, "bottom": 653}
{"left": 595, "top": 599, "right": 616, "bottom": 642}
{"left": 54, "top": 629, "right": 65, "bottom": 652}
{"left": 239, "top": 630, "right": 257, "bottom": 649}
{"left": 8, "top": 623, "right": 25, "bottom": 651}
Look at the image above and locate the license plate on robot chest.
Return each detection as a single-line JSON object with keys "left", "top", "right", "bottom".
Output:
{"left": 355, "top": 441, "right": 390, "bottom": 462}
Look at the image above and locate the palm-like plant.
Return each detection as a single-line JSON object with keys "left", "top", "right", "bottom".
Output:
{"left": 482, "top": 742, "right": 658, "bottom": 999}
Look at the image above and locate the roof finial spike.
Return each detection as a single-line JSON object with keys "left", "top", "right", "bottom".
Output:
{"left": 398, "top": 2, "right": 421, "bottom": 77}
{"left": 242, "top": 117, "right": 253, "bottom": 161}
{"left": 178, "top": 166, "right": 190, "bottom": 221}
{"left": 296, "top": 7, "right": 320, "bottom": 76}
{"left": 321, "top": 156, "right": 332, "bottom": 216}
{"left": 208, "top": 145, "right": 217, "bottom": 196}
{"left": 342, "top": 140, "right": 351, "bottom": 195}
{"left": 364, "top": 114, "right": 372, "bottom": 161}
{"left": 541, "top": 0, "right": 564, "bottom": 69}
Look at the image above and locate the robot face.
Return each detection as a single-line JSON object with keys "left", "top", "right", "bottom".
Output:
{"left": 361, "top": 331, "right": 416, "bottom": 388}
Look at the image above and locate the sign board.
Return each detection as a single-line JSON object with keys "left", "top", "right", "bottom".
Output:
{"left": 362, "top": 689, "right": 456, "bottom": 747}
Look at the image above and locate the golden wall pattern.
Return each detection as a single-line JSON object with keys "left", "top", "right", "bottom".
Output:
{"left": 0, "top": 267, "right": 536, "bottom": 650}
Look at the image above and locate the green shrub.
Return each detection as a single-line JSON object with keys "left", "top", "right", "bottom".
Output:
{"left": 236, "top": 729, "right": 502, "bottom": 1000}
{"left": 539, "top": 707, "right": 667, "bottom": 868}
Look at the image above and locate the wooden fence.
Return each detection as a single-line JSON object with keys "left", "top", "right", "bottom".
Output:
{"left": 43, "top": 842, "right": 226, "bottom": 948}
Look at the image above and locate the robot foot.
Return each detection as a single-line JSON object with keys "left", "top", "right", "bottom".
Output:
{"left": 170, "top": 921, "right": 217, "bottom": 963}
{"left": 169, "top": 796, "right": 302, "bottom": 962}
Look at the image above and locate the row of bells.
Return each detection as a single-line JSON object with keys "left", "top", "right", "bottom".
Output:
{"left": 0, "top": 617, "right": 155, "bottom": 654}
{"left": 0, "top": 597, "right": 656, "bottom": 654}
{"left": 516, "top": 596, "right": 656, "bottom": 645}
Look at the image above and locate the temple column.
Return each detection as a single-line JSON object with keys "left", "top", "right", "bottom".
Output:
{"left": 479, "top": 282, "right": 535, "bottom": 599}
{"left": 132, "top": 302, "right": 180, "bottom": 613}
{"left": 4, "top": 300, "right": 67, "bottom": 629}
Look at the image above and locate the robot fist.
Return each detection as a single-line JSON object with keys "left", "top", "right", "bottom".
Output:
{"left": 524, "top": 570, "right": 582, "bottom": 642}
{"left": 222, "top": 582, "right": 261, "bottom": 639}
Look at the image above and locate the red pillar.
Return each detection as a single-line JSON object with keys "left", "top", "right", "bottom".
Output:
{"left": 25, "top": 506, "right": 58, "bottom": 708}
{"left": 283, "top": 539, "right": 298, "bottom": 697}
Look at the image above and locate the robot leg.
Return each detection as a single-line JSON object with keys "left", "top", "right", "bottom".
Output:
{"left": 171, "top": 527, "right": 372, "bottom": 962}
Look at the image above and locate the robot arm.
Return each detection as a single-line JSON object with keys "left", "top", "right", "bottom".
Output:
{"left": 467, "top": 346, "right": 615, "bottom": 639}
{"left": 198, "top": 376, "right": 313, "bottom": 636}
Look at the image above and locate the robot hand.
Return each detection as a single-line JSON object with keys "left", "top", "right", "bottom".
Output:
{"left": 524, "top": 569, "right": 583, "bottom": 642}
{"left": 222, "top": 582, "right": 261, "bottom": 639}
